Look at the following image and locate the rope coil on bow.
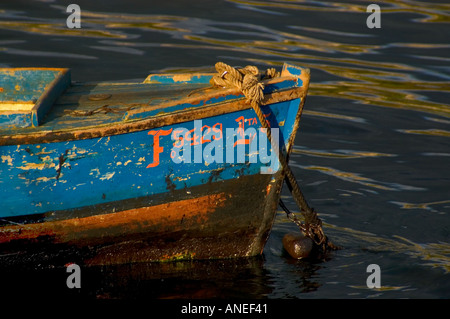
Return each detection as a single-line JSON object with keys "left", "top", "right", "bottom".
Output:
{"left": 211, "top": 62, "right": 339, "bottom": 254}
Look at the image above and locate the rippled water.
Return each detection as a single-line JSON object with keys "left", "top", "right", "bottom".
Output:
{"left": 1, "top": 0, "right": 449, "bottom": 299}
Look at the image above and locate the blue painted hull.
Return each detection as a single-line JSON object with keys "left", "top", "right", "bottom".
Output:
{"left": 0, "top": 63, "right": 310, "bottom": 264}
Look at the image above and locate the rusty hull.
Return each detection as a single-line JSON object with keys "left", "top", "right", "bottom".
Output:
{"left": 0, "top": 173, "right": 283, "bottom": 265}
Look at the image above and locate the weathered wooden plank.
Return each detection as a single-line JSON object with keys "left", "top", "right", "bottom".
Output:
{"left": 31, "top": 69, "right": 71, "bottom": 127}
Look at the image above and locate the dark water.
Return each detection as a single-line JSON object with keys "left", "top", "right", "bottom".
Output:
{"left": 1, "top": 0, "right": 449, "bottom": 300}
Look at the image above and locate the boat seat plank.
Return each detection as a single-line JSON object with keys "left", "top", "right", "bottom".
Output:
{"left": 0, "top": 68, "right": 71, "bottom": 128}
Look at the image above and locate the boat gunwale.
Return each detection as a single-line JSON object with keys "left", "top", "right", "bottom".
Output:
{"left": 0, "top": 77, "right": 308, "bottom": 146}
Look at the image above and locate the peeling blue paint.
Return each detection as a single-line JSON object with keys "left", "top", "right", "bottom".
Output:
{"left": 0, "top": 63, "right": 308, "bottom": 220}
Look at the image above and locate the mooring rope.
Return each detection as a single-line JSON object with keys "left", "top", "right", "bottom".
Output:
{"left": 211, "top": 62, "right": 338, "bottom": 253}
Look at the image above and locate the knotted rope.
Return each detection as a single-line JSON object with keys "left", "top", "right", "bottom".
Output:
{"left": 211, "top": 62, "right": 338, "bottom": 253}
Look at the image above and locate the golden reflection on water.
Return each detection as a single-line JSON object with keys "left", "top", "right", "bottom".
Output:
{"left": 229, "top": 0, "right": 450, "bottom": 23}
{"left": 291, "top": 164, "right": 425, "bottom": 191}
{"left": 0, "top": 21, "right": 128, "bottom": 39}
{"left": 310, "top": 68, "right": 450, "bottom": 118}
{"left": 292, "top": 146, "right": 395, "bottom": 159}
{"left": 391, "top": 199, "right": 450, "bottom": 214}
{"left": 302, "top": 110, "right": 365, "bottom": 123}
{"left": 327, "top": 223, "right": 450, "bottom": 274}
{"left": 397, "top": 129, "right": 450, "bottom": 137}
{"left": 275, "top": 210, "right": 450, "bottom": 274}
{"left": 1, "top": 2, "right": 448, "bottom": 121}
